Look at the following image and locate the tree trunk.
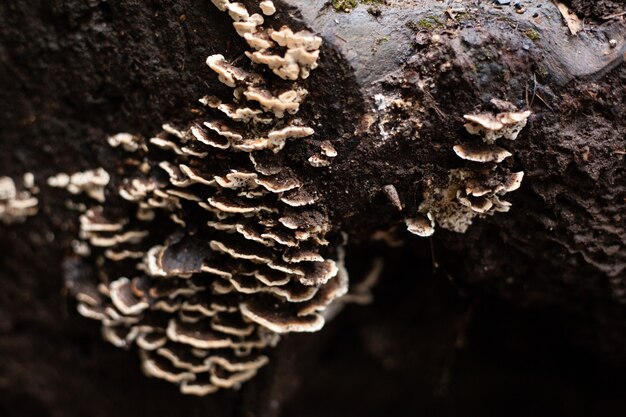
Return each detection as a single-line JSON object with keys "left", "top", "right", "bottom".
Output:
{"left": 1, "top": 1, "right": 625, "bottom": 416}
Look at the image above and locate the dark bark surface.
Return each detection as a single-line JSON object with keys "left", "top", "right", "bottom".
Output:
{"left": 1, "top": 1, "right": 625, "bottom": 416}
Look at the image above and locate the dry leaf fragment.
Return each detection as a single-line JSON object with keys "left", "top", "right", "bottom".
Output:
{"left": 552, "top": 0, "right": 581, "bottom": 35}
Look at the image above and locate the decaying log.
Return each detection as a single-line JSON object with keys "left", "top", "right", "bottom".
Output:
{"left": 0, "top": 0, "right": 625, "bottom": 416}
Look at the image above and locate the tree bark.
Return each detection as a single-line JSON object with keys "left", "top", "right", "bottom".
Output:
{"left": 1, "top": 1, "right": 625, "bottom": 416}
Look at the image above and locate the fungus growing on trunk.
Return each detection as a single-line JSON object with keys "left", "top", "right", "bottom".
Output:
{"left": 62, "top": 0, "right": 531, "bottom": 396}
{"left": 48, "top": 168, "right": 110, "bottom": 203}
{"left": 0, "top": 175, "right": 38, "bottom": 224}
{"left": 63, "top": 0, "right": 348, "bottom": 395}
{"left": 412, "top": 108, "right": 530, "bottom": 234}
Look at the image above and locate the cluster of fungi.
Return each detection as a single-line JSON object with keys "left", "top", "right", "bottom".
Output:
{"left": 65, "top": 0, "right": 349, "bottom": 395}
{"left": 59, "top": 0, "right": 532, "bottom": 395}
{"left": 407, "top": 106, "right": 531, "bottom": 236}
{"left": 0, "top": 174, "right": 38, "bottom": 225}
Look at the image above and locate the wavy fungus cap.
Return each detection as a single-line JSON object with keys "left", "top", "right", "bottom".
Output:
{"left": 64, "top": 0, "right": 353, "bottom": 396}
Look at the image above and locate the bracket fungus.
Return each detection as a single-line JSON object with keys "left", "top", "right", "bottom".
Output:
{"left": 0, "top": 175, "right": 38, "bottom": 224}
{"left": 48, "top": 168, "right": 110, "bottom": 203}
{"left": 60, "top": 1, "right": 534, "bottom": 396}
{"left": 463, "top": 110, "right": 531, "bottom": 144}
{"left": 407, "top": 107, "right": 530, "bottom": 236}
{"left": 64, "top": 0, "right": 352, "bottom": 396}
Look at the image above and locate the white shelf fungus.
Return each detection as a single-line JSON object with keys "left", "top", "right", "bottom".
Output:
{"left": 408, "top": 107, "right": 530, "bottom": 236}
{"left": 463, "top": 110, "right": 531, "bottom": 144}
{"left": 48, "top": 168, "right": 110, "bottom": 202}
{"left": 65, "top": 0, "right": 353, "bottom": 397}
{"left": 0, "top": 176, "right": 39, "bottom": 224}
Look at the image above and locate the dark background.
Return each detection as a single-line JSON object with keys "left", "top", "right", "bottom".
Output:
{"left": 2, "top": 235, "right": 625, "bottom": 417}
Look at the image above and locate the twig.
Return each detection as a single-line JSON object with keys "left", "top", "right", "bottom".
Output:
{"left": 536, "top": 92, "right": 555, "bottom": 112}
{"left": 602, "top": 11, "right": 626, "bottom": 20}
{"left": 530, "top": 73, "right": 537, "bottom": 108}
{"left": 231, "top": 53, "right": 246, "bottom": 65}
{"left": 424, "top": 89, "right": 446, "bottom": 119}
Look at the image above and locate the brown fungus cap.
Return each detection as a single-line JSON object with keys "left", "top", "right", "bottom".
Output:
{"left": 109, "top": 277, "right": 149, "bottom": 316}
{"left": 243, "top": 87, "right": 307, "bottom": 118}
{"left": 453, "top": 143, "right": 512, "bottom": 163}
{"left": 406, "top": 215, "right": 435, "bottom": 237}
{"left": 206, "top": 54, "right": 261, "bottom": 88}
{"left": 240, "top": 301, "right": 325, "bottom": 334}
{"left": 464, "top": 110, "right": 531, "bottom": 144}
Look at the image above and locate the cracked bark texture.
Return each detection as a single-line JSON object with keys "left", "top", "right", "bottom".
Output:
{"left": 1, "top": 0, "right": 625, "bottom": 416}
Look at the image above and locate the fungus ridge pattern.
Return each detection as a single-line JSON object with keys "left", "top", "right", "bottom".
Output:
{"left": 406, "top": 108, "right": 531, "bottom": 236}
{"left": 66, "top": 0, "right": 348, "bottom": 396}
{"left": 64, "top": 1, "right": 533, "bottom": 395}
